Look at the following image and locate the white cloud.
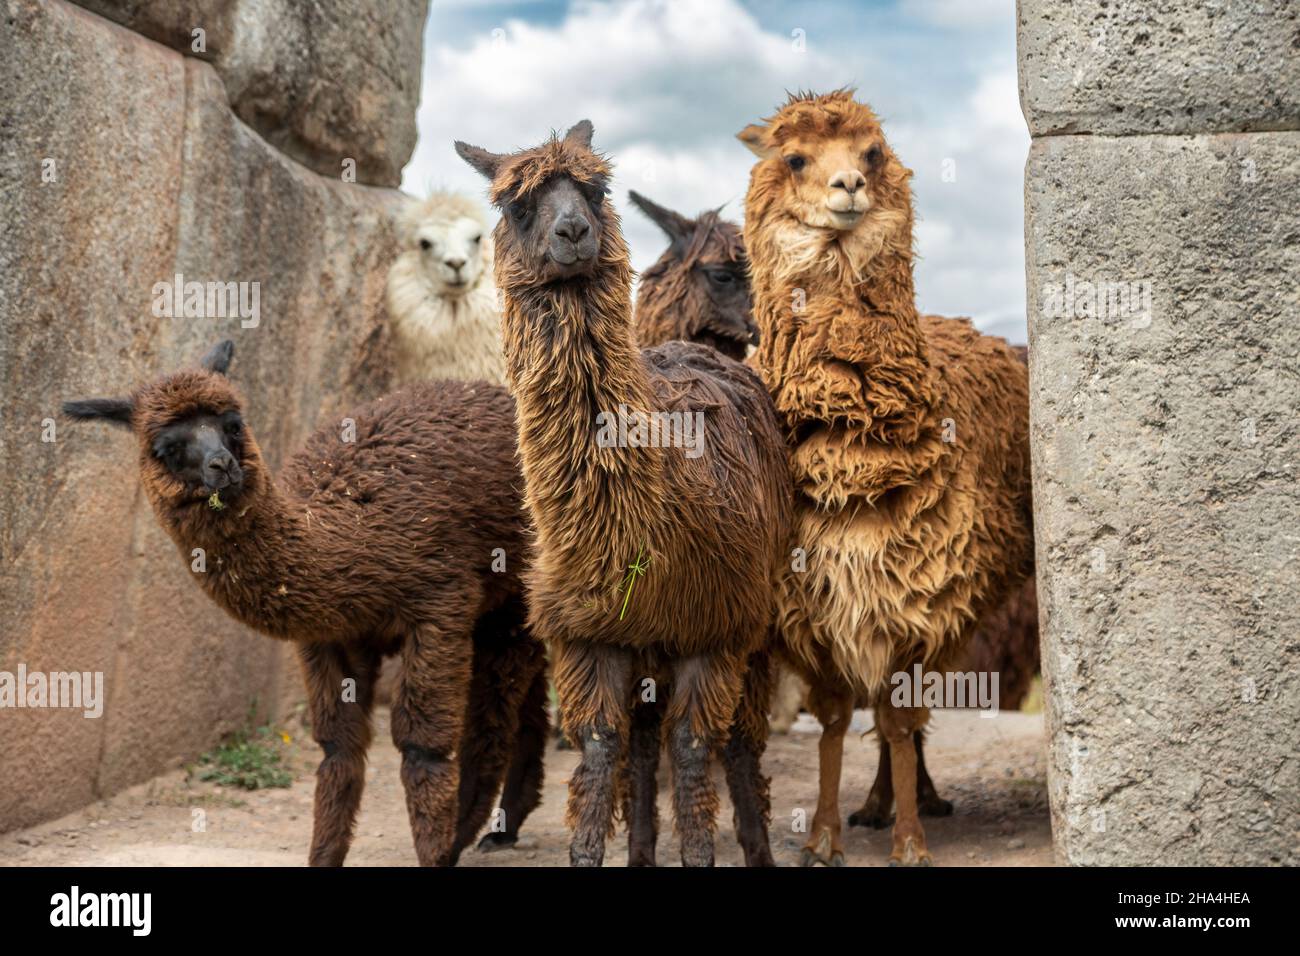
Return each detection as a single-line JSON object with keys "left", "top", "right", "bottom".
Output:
{"left": 404, "top": 0, "right": 1028, "bottom": 341}
{"left": 900, "top": 0, "right": 1012, "bottom": 29}
{"left": 405, "top": 0, "right": 843, "bottom": 245}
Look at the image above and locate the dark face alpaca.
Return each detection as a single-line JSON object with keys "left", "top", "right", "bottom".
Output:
{"left": 455, "top": 120, "right": 608, "bottom": 284}
{"left": 691, "top": 252, "right": 754, "bottom": 356}
{"left": 629, "top": 191, "right": 758, "bottom": 359}
{"left": 505, "top": 174, "right": 605, "bottom": 282}
{"left": 63, "top": 340, "right": 247, "bottom": 504}
{"left": 150, "top": 410, "right": 245, "bottom": 496}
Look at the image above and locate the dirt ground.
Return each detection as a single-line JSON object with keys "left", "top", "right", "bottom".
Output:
{"left": 1, "top": 708, "right": 1053, "bottom": 867}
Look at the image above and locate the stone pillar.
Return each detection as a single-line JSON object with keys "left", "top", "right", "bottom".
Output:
{"left": 0, "top": 0, "right": 427, "bottom": 831}
{"left": 1019, "top": 0, "right": 1298, "bottom": 864}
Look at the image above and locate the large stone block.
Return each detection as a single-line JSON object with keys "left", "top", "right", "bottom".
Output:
{"left": 1017, "top": 0, "right": 1300, "bottom": 136}
{"left": 0, "top": 0, "right": 401, "bottom": 830}
{"left": 71, "top": 0, "right": 429, "bottom": 187}
{"left": 1025, "top": 130, "right": 1300, "bottom": 864}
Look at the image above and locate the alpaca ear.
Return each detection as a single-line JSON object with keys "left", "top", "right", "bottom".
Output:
{"left": 62, "top": 397, "right": 135, "bottom": 429}
{"left": 201, "top": 339, "right": 234, "bottom": 375}
{"left": 563, "top": 120, "right": 594, "bottom": 149}
{"left": 736, "top": 123, "right": 774, "bottom": 159}
{"left": 455, "top": 141, "right": 505, "bottom": 181}
{"left": 628, "top": 191, "right": 694, "bottom": 248}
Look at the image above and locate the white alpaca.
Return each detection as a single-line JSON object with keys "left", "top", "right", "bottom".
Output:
{"left": 386, "top": 191, "right": 505, "bottom": 386}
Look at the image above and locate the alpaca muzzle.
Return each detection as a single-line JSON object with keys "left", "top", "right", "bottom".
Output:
{"left": 203, "top": 450, "right": 243, "bottom": 492}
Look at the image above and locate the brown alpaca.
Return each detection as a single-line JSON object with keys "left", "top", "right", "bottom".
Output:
{"left": 629, "top": 191, "right": 757, "bottom": 361}
{"left": 739, "top": 91, "right": 1034, "bottom": 866}
{"left": 63, "top": 341, "right": 547, "bottom": 866}
{"left": 456, "top": 121, "right": 792, "bottom": 867}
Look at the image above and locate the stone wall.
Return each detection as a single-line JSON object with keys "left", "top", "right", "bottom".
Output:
{"left": 1019, "top": 0, "right": 1299, "bottom": 864}
{"left": 0, "top": 0, "right": 426, "bottom": 831}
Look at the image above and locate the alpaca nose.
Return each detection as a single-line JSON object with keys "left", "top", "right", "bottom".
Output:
{"left": 828, "top": 169, "right": 866, "bottom": 194}
{"left": 554, "top": 214, "right": 590, "bottom": 244}
{"left": 444, "top": 257, "right": 466, "bottom": 272}
{"left": 204, "top": 451, "right": 240, "bottom": 488}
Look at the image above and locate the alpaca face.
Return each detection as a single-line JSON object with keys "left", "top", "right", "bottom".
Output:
{"left": 455, "top": 120, "right": 614, "bottom": 286}
{"left": 739, "top": 91, "right": 912, "bottom": 244}
{"left": 630, "top": 191, "right": 756, "bottom": 360}
{"left": 412, "top": 214, "right": 486, "bottom": 295}
{"left": 689, "top": 250, "right": 753, "bottom": 358}
{"left": 146, "top": 410, "right": 246, "bottom": 499}
{"left": 505, "top": 175, "right": 606, "bottom": 282}
{"left": 63, "top": 340, "right": 252, "bottom": 510}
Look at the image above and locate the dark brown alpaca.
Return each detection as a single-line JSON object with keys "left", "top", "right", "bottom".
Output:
{"left": 629, "top": 191, "right": 757, "bottom": 361}
{"left": 456, "top": 121, "right": 792, "bottom": 867}
{"left": 63, "top": 341, "right": 546, "bottom": 866}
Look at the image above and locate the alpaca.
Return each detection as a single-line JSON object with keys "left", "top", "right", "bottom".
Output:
{"left": 386, "top": 190, "right": 505, "bottom": 386}
{"left": 739, "top": 91, "right": 1034, "bottom": 866}
{"left": 456, "top": 121, "right": 792, "bottom": 867}
{"left": 63, "top": 341, "right": 546, "bottom": 866}
{"left": 629, "top": 191, "right": 757, "bottom": 361}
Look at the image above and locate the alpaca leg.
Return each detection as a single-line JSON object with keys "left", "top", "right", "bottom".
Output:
{"left": 450, "top": 608, "right": 545, "bottom": 860}
{"left": 665, "top": 649, "right": 747, "bottom": 868}
{"left": 915, "top": 730, "right": 953, "bottom": 817}
{"left": 799, "top": 682, "right": 853, "bottom": 867}
{"left": 623, "top": 695, "right": 663, "bottom": 866}
{"left": 299, "top": 642, "right": 380, "bottom": 867}
{"left": 552, "top": 638, "right": 634, "bottom": 867}
{"left": 391, "top": 623, "right": 473, "bottom": 867}
{"left": 878, "top": 701, "right": 933, "bottom": 866}
{"left": 849, "top": 731, "right": 894, "bottom": 829}
{"left": 478, "top": 651, "right": 551, "bottom": 852}
{"left": 850, "top": 728, "right": 950, "bottom": 828}
{"left": 721, "top": 649, "right": 775, "bottom": 867}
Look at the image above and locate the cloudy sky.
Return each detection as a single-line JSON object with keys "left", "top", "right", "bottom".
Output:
{"left": 402, "top": 0, "right": 1028, "bottom": 343}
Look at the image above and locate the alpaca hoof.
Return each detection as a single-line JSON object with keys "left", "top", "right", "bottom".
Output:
{"left": 476, "top": 832, "right": 518, "bottom": 853}
{"left": 919, "top": 795, "right": 954, "bottom": 818}
{"left": 848, "top": 807, "right": 893, "bottom": 829}
{"left": 799, "top": 829, "right": 844, "bottom": 867}
{"left": 888, "top": 837, "right": 933, "bottom": 867}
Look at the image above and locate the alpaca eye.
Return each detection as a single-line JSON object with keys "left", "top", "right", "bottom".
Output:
{"left": 224, "top": 420, "right": 242, "bottom": 437}
{"left": 419, "top": 238, "right": 432, "bottom": 251}
{"left": 710, "top": 270, "right": 735, "bottom": 285}
{"left": 864, "top": 146, "right": 883, "bottom": 168}
{"left": 509, "top": 202, "right": 530, "bottom": 223}
{"left": 471, "top": 235, "right": 482, "bottom": 244}
{"left": 785, "top": 155, "right": 806, "bottom": 172}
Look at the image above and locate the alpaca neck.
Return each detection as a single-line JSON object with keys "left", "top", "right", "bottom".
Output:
{"left": 847, "top": 245, "right": 936, "bottom": 446}
{"left": 151, "top": 438, "right": 315, "bottom": 640}
{"left": 501, "top": 257, "right": 668, "bottom": 586}
{"left": 754, "top": 213, "right": 938, "bottom": 447}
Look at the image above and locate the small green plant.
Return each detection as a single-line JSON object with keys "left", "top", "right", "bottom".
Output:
{"left": 617, "top": 545, "right": 651, "bottom": 621}
{"left": 196, "top": 712, "right": 292, "bottom": 791}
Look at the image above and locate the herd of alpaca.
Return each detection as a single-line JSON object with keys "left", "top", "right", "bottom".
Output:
{"left": 63, "top": 88, "right": 1037, "bottom": 867}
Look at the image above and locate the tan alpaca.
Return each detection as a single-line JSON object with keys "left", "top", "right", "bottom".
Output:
{"left": 739, "top": 91, "right": 1034, "bottom": 866}
{"left": 386, "top": 191, "right": 505, "bottom": 386}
